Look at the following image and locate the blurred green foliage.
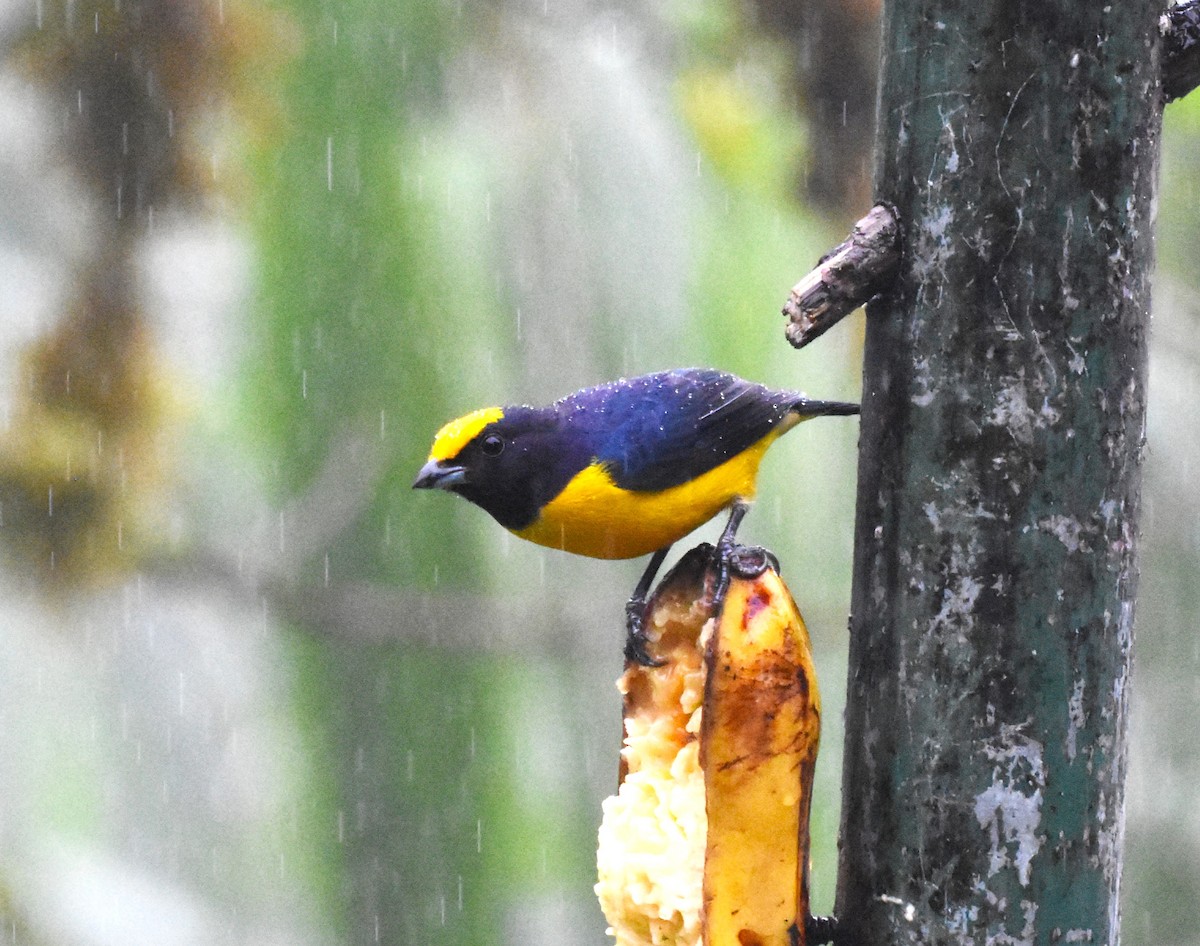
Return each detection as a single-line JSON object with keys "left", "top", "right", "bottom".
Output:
{"left": 1120, "top": 90, "right": 1200, "bottom": 946}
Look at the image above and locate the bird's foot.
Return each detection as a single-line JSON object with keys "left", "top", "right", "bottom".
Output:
{"left": 710, "top": 540, "right": 778, "bottom": 621}
{"left": 624, "top": 597, "right": 666, "bottom": 667}
{"left": 725, "top": 543, "right": 778, "bottom": 580}
{"left": 623, "top": 533, "right": 778, "bottom": 666}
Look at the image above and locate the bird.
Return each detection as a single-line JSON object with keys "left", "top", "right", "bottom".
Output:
{"left": 413, "top": 367, "right": 858, "bottom": 662}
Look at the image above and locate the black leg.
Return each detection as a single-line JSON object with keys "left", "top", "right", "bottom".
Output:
{"left": 624, "top": 546, "right": 671, "bottom": 666}
{"left": 711, "top": 498, "right": 752, "bottom": 618}
{"left": 717, "top": 498, "right": 750, "bottom": 553}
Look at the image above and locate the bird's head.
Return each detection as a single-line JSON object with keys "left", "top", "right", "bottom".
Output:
{"left": 413, "top": 406, "right": 505, "bottom": 492}
{"left": 414, "top": 405, "right": 582, "bottom": 530}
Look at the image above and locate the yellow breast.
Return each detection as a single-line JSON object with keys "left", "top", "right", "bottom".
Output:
{"left": 513, "top": 427, "right": 788, "bottom": 559}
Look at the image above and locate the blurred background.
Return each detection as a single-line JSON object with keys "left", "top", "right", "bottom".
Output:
{"left": 0, "top": 0, "right": 1193, "bottom": 943}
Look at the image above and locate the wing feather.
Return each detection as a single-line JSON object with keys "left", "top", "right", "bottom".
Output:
{"left": 558, "top": 369, "right": 798, "bottom": 493}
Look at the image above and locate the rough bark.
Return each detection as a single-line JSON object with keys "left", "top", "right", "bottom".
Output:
{"left": 835, "top": 1, "right": 1161, "bottom": 943}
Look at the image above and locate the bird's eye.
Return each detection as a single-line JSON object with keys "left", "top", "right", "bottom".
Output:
{"left": 480, "top": 434, "right": 504, "bottom": 457}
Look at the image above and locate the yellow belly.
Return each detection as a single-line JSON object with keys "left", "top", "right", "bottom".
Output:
{"left": 513, "top": 428, "right": 788, "bottom": 559}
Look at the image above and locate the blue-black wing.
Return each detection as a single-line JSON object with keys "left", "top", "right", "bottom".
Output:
{"left": 556, "top": 368, "right": 801, "bottom": 493}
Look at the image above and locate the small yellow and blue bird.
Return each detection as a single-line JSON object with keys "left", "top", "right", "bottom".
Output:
{"left": 413, "top": 368, "right": 858, "bottom": 661}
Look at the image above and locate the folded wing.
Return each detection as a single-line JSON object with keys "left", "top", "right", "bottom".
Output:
{"left": 575, "top": 369, "right": 800, "bottom": 493}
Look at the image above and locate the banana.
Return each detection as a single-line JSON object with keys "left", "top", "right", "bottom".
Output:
{"left": 595, "top": 545, "right": 821, "bottom": 946}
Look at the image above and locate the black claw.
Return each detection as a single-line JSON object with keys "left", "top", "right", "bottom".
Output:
{"left": 727, "top": 544, "right": 773, "bottom": 579}
{"left": 622, "top": 547, "right": 671, "bottom": 665}
{"left": 805, "top": 914, "right": 840, "bottom": 945}
{"left": 624, "top": 599, "right": 665, "bottom": 667}
{"left": 623, "top": 632, "right": 663, "bottom": 667}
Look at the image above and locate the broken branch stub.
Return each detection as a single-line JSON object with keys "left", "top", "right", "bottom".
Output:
{"left": 782, "top": 203, "right": 901, "bottom": 350}
{"left": 1163, "top": 0, "right": 1200, "bottom": 102}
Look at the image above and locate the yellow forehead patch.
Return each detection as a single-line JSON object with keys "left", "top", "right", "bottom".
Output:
{"left": 428, "top": 406, "right": 504, "bottom": 461}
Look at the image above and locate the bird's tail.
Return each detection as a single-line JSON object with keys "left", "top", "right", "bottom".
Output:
{"left": 788, "top": 396, "right": 860, "bottom": 418}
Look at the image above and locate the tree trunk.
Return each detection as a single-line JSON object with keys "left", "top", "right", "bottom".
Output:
{"left": 835, "top": 1, "right": 1162, "bottom": 943}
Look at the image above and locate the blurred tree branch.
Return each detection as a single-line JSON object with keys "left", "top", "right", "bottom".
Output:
{"left": 144, "top": 545, "right": 591, "bottom": 657}
{"left": 751, "top": 0, "right": 881, "bottom": 216}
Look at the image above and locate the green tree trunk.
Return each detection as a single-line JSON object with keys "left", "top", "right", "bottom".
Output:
{"left": 835, "top": 1, "right": 1162, "bottom": 943}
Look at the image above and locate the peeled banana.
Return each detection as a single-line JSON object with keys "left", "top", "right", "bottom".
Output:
{"left": 595, "top": 545, "right": 821, "bottom": 946}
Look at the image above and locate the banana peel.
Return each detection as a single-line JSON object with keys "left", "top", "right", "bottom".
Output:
{"left": 596, "top": 544, "right": 821, "bottom": 946}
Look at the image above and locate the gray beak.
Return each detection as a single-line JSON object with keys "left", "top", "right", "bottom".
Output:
{"left": 413, "top": 459, "right": 467, "bottom": 490}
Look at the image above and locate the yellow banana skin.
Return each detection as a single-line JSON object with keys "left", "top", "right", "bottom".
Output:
{"left": 701, "top": 556, "right": 820, "bottom": 946}
{"left": 595, "top": 545, "right": 821, "bottom": 946}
